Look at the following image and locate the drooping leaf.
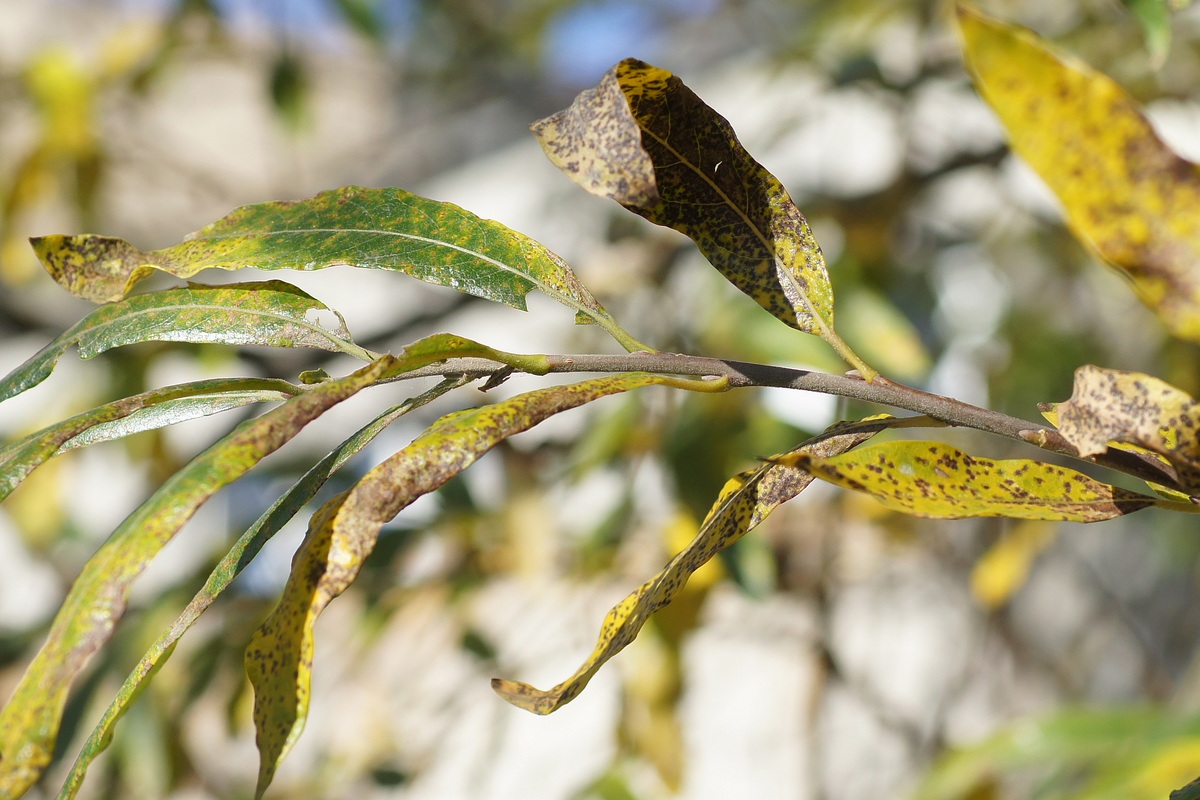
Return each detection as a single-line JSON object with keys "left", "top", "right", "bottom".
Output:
{"left": 958, "top": 4, "right": 1200, "bottom": 342}
{"left": 0, "top": 281, "right": 362, "bottom": 403}
{"left": 1048, "top": 364, "right": 1200, "bottom": 494}
{"left": 55, "top": 378, "right": 465, "bottom": 800}
{"left": 29, "top": 186, "right": 648, "bottom": 351}
{"left": 493, "top": 417, "right": 883, "bottom": 716}
{"left": 0, "top": 354, "right": 428, "bottom": 798}
{"left": 778, "top": 440, "right": 1157, "bottom": 522}
{"left": 0, "top": 378, "right": 300, "bottom": 504}
{"left": 246, "top": 371, "right": 726, "bottom": 797}
{"left": 531, "top": 58, "right": 873, "bottom": 377}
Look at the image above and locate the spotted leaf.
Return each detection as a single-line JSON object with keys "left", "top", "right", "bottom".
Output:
{"left": 778, "top": 441, "right": 1156, "bottom": 522}
{"left": 959, "top": 4, "right": 1200, "bottom": 341}
{"left": 1049, "top": 365, "right": 1200, "bottom": 494}
{"left": 532, "top": 58, "right": 872, "bottom": 377}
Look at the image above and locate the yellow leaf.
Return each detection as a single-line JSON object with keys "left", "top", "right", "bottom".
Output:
{"left": 970, "top": 521, "right": 1056, "bottom": 608}
{"left": 1051, "top": 365, "right": 1200, "bottom": 494}
{"left": 492, "top": 420, "right": 879, "bottom": 715}
{"left": 958, "top": 4, "right": 1200, "bottom": 341}
{"left": 777, "top": 441, "right": 1156, "bottom": 522}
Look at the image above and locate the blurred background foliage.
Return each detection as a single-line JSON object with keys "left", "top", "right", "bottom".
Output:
{"left": 4, "top": 0, "right": 1200, "bottom": 798}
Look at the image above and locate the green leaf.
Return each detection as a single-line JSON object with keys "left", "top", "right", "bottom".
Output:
{"left": 958, "top": 4, "right": 1200, "bottom": 342}
{"left": 54, "top": 377, "right": 464, "bottom": 800}
{"left": 0, "top": 356, "right": 408, "bottom": 798}
{"left": 1048, "top": 365, "right": 1200, "bottom": 494}
{"left": 246, "top": 371, "right": 725, "bottom": 797}
{"left": 0, "top": 281, "right": 363, "bottom": 403}
{"left": 0, "top": 378, "right": 301, "bottom": 504}
{"left": 493, "top": 417, "right": 882, "bottom": 715}
{"left": 30, "top": 186, "right": 649, "bottom": 351}
{"left": 777, "top": 440, "right": 1157, "bottom": 522}
{"left": 531, "top": 58, "right": 874, "bottom": 377}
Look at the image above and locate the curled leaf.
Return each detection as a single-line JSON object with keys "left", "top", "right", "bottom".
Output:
{"left": 532, "top": 58, "right": 872, "bottom": 376}
{"left": 959, "top": 4, "right": 1200, "bottom": 341}
{"left": 1050, "top": 364, "right": 1200, "bottom": 493}
{"left": 246, "top": 372, "right": 724, "bottom": 796}
{"left": 30, "top": 186, "right": 647, "bottom": 351}
{"left": 492, "top": 419, "right": 881, "bottom": 715}
{"left": 778, "top": 440, "right": 1156, "bottom": 522}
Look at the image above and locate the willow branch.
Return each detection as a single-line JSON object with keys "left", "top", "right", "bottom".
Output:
{"left": 383, "top": 350, "right": 1180, "bottom": 491}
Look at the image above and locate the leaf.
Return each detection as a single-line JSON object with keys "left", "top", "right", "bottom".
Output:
{"left": 30, "top": 186, "right": 649, "bottom": 352}
{"left": 246, "top": 371, "right": 723, "bottom": 797}
{"left": 0, "top": 281, "right": 360, "bottom": 403}
{"left": 1048, "top": 364, "right": 1200, "bottom": 494}
{"left": 777, "top": 440, "right": 1157, "bottom": 522}
{"left": 0, "top": 356, "right": 405, "bottom": 798}
{"left": 958, "top": 4, "right": 1200, "bottom": 342}
{"left": 492, "top": 418, "right": 882, "bottom": 715}
{"left": 55, "top": 378, "right": 464, "bottom": 800}
{"left": 531, "top": 58, "right": 873, "bottom": 377}
{"left": 0, "top": 378, "right": 300, "bottom": 504}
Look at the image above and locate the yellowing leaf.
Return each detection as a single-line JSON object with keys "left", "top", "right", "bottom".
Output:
{"left": 246, "top": 372, "right": 725, "bottom": 797}
{"left": 958, "top": 5, "right": 1200, "bottom": 341}
{"left": 970, "top": 521, "right": 1056, "bottom": 608}
{"left": 492, "top": 420, "right": 879, "bottom": 716}
{"left": 532, "top": 58, "right": 873, "bottom": 377}
{"left": 1050, "top": 365, "right": 1200, "bottom": 494}
{"left": 777, "top": 441, "right": 1156, "bottom": 522}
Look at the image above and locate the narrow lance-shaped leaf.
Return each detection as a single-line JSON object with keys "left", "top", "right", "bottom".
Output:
{"left": 1047, "top": 364, "right": 1200, "bottom": 494}
{"left": 246, "top": 371, "right": 727, "bottom": 797}
{"left": 778, "top": 440, "right": 1158, "bottom": 522}
{"left": 493, "top": 417, "right": 883, "bottom": 716}
{"left": 55, "top": 377, "right": 466, "bottom": 800}
{"left": 532, "top": 58, "right": 874, "bottom": 377}
{"left": 0, "top": 378, "right": 301, "bottom": 504}
{"left": 0, "top": 357, "right": 408, "bottom": 799}
{"left": 0, "top": 281, "right": 364, "bottom": 404}
{"left": 958, "top": 4, "right": 1200, "bottom": 342}
{"left": 30, "top": 186, "right": 649, "bottom": 352}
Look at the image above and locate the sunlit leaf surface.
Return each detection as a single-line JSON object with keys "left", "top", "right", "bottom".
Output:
{"left": 779, "top": 440, "right": 1156, "bottom": 522}
{"left": 959, "top": 4, "right": 1200, "bottom": 341}
{"left": 29, "top": 186, "right": 645, "bottom": 349}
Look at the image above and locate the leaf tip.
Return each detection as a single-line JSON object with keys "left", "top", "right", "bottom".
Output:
{"left": 490, "top": 677, "right": 563, "bottom": 715}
